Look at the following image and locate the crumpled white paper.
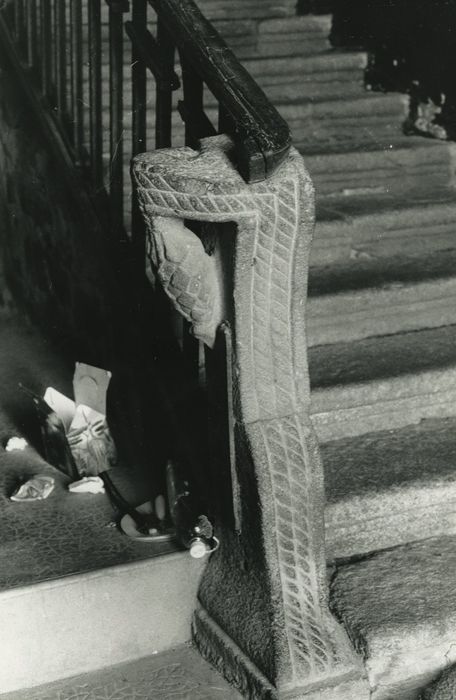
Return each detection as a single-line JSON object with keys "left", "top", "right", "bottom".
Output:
{"left": 5, "top": 437, "right": 28, "bottom": 452}
{"left": 68, "top": 476, "right": 105, "bottom": 494}
{"left": 11, "top": 475, "right": 55, "bottom": 502}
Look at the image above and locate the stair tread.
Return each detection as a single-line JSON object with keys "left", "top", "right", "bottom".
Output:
{"left": 323, "top": 417, "right": 456, "bottom": 505}
{"left": 1, "top": 644, "right": 241, "bottom": 700}
{"left": 331, "top": 535, "right": 456, "bottom": 698}
{"left": 310, "top": 324, "right": 456, "bottom": 390}
{"left": 316, "top": 184, "right": 456, "bottom": 224}
{"left": 300, "top": 131, "right": 450, "bottom": 158}
{"left": 323, "top": 418, "right": 456, "bottom": 559}
{"left": 243, "top": 49, "right": 367, "bottom": 76}
{"left": 309, "top": 248, "right": 456, "bottom": 297}
{"left": 0, "top": 318, "right": 178, "bottom": 593}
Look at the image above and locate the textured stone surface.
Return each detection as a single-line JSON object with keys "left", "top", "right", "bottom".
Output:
{"left": 1, "top": 645, "right": 240, "bottom": 700}
{"left": 308, "top": 250, "right": 456, "bottom": 346}
{"left": 132, "top": 138, "right": 367, "bottom": 698}
{"left": 310, "top": 324, "right": 456, "bottom": 441}
{"left": 422, "top": 665, "right": 456, "bottom": 700}
{"left": 322, "top": 418, "right": 456, "bottom": 559}
{"left": 302, "top": 137, "right": 455, "bottom": 198}
{"left": 331, "top": 536, "right": 456, "bottom": 699}
{"left": 312, "top": 186, "right": 456, "bottom": 267}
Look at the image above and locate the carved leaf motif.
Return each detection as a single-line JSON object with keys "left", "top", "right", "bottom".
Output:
{"left": 146, "top": 215, "right": 221, "bottom": 348}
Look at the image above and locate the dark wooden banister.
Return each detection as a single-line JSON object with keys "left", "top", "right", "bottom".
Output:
{"left": 149, "top": 0, "right": 292, "bottom": 182}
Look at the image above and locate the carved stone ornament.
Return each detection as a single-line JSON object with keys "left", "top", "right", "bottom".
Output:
{"left": 132, "top": 136, "right": 369, "bottom": 700}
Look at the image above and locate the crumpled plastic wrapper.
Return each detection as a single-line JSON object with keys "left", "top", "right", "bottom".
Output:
{"left": 11, "top": 475, "right": 55, "bottom": 502}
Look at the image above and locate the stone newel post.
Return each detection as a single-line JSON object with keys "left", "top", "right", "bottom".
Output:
{"left": 132, "top": 136, "right": 368, "bottom": 700}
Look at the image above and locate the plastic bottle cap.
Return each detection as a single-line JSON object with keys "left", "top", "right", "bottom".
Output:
{"left": 189, "top": 538, "right": 209, "bottom": 559}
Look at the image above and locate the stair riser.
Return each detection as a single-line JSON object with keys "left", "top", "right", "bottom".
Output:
{"left": 91, "top": 77, "right": 366, "bottom": 110}
{"left": 311, "top": 376, "right": 456, "bottom": 442}
{"left": 196, "top": 0, "right": 299, "bottom": 20}
{"left": 0, "top": 555, "right": 203, "bottom": 694}
{"left": 308, "top": 158, "right": 454, "bottom": 197}
{"left": 307, "top": 280, "right": 456, "bottom": 346}
{"left": 326, "top": 498, "right": 456, "bottom": 562}
{"left": 312, "top": 211, "right": 456, "bottom": 267}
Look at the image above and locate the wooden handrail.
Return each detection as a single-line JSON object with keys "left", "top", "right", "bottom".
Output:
{"left": 148, "top": 0, "right": 292, "bottom": 182}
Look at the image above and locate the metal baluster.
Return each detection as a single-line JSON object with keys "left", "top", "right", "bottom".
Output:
{"left": 218, "top": 104, "right": 233, "bottom": 136}
{"left": 70, "top": 0, "right": 84, "bottom": 164}
{"left": 132, "top": 0, "right": 147, "bottom": 157}
{"left": 155, "top": 16, "right": 174, "bottom": 149}
{"left": 14, "top": 0, "right": 25, "bottom": 52}
{"left": 131, "top": 0, "right": 147, "bottom": 241}
{"left": 88, "top": 0, "right": 103, "bottom": 191}
{"left": 108, "top": 1, "right": 129, "bottom": 230}
{"left": 181, "top": 58, "right": 204, "bottom": 148}
{"left": 26, "top": 0, "right": 38, "bottom": 69}
{"left": 55, "top": 0, "right": 67, "bottom": 125}
{"left": 40, "top": 0, "right": 52, "bottom": 98}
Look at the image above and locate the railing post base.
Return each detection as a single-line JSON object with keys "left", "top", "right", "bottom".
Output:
{"left": 132, "top": 136, "right": 369, "bottom": 700}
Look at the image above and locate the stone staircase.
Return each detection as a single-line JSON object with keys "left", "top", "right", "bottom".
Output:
{"left": 191, "top": 2, "right": 456, "bottom": 698}
{"left": 4, "top": 1, "right": 456, "bottom": 698}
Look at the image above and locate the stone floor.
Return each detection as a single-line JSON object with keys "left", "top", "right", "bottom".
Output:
{"left": 0, "top": 315, "right": 178, "bottom": 591}
{"left": 1, "top": 644, "right": 241, "bottom": 700}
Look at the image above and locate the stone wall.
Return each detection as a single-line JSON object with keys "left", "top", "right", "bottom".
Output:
{"left": 0, "top": 44, "right": 170, "bottom": 485}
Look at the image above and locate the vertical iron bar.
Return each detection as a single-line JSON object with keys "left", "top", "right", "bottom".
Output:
{"left": 218, "top": 104, "right": 232, "bottom": 135}
{"left": 55, "top": 0, "right": 67, "bottom": 122}
{"left": 88, "top": 0, "right": 103, "bottom": 190}
{"left": 70, "top": 0, "right": 84, "bottom": 163}
{"left": 131, "top": 0, "right": 147, "bottom": 241}
{"left": 14, "top": 0, "right": 25, "bottom": 52}
{"left": 132, "top": 0, "right": 147, "bottom": 157}
{"left": 108, "top": 2, "right": 126, "bottom": 230}
{"left": 181, "top": 58, "right": 204, "bottom": 148}
{"left": 155, "top": 16, "right": 174, "bottom": 149}
{"left": 40, "top": 0, "right": 52, "bottom": 98}
{"left": 180, "top": 59, "right": 204, "bottom": 379}
{"left": 26, "top": 0, "right": 38, "bottom": 69}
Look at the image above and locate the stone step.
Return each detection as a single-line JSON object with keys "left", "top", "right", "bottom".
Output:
{"left": 87, "top": 92, "right": 407, "bottom": 159}
{"left": 0, "top": 546, "right": 203, "bottom": 694}
{"left": 282, "top": 92, "right": 408, "bottom": 142}
{"left": 196, "top": 0, "right": 299, "bottom": 20}
{"left": 0, "top": 319, "right": 204, "bottom": 694}
{"left": 93, "top": 51, "right": 367, "bottom": 104}
{"left": 1, "top": 644, "right": 240, "bottom": 699}
{"left": 323, "top": 417, "right": 456, "bottom": 560}
{"left": 309, "top": 324, "right": 456, "bottom": 441}
{"left": 303, "top": 136, "right": 456, "bottom": 197}
{"left": 312, "top": 186, "right": 456, "bottom": 267}
{"left": 84, "top": 13, "right": 331, "bottom": 61}
{"left": 307, "top": 249, "right": 456, "bottom": 346}
{"left": 330, "top": 535, "right": 456, "bottom": 699}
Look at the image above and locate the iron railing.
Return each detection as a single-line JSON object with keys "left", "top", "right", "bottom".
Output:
{"left": 0, "top": 0, "right": 292, "bottom": 537}
{"left": 0, "top": 0, "right": 291, "bottom": 239}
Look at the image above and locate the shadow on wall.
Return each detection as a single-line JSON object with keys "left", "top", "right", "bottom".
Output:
{"left": 0, "top": 45, "right": 172, "bottom": 492}
{"left": 328, "top": 0, "right": 456, "bottom": 138}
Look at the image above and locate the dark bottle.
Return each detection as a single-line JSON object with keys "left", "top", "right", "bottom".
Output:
{"left": 166, "top": 460, "right": 218, "bottom": 558}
